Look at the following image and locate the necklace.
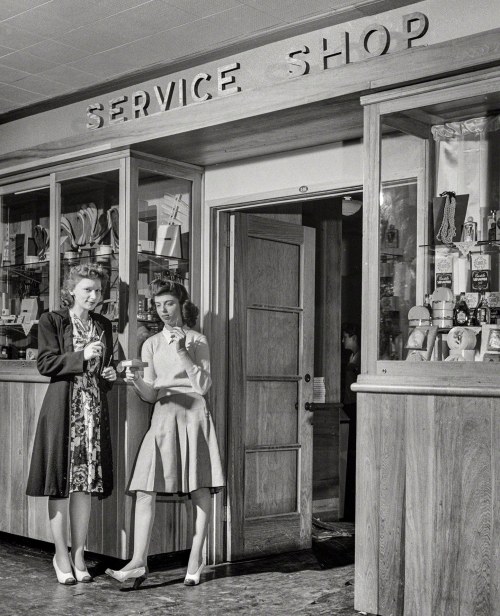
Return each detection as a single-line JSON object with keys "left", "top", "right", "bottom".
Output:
{"left": 436, "top": 191, "right": 457, "bottom": 244}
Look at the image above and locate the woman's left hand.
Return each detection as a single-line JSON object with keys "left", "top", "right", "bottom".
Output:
{"left": 168, "top": 327, "right": 187, "bottom": 352}
{"left": 101, "top": 366, "right": 117, "bottom": 381}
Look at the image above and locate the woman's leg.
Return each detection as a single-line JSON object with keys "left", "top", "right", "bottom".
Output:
{"left": 121, "top": 490, "right": 156, "bottom": 571}
{"left": 48, "top": 498, "right": 72, "bottom": 573}
{"left": 187, "top": 488, "right": 211, "bottom": 574}
{"left": 69, "top": 492, "right": 92, "bottom": 570}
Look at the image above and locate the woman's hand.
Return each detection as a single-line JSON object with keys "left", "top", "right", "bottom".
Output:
{"left": 101, "top": 366, "right": 117, "bottom": 382}
{"left": 168, "top": 327, "right": 186, "bottom": 352}
{"left": 84, "top": 341, "right": 103, "bottom": 361}
{"left": 124, "top": 366, "right": 140, "bottom": 385}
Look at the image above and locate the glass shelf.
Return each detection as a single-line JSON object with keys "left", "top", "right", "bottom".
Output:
{"left": 419, "top": 240, "right": 500, "bottom": 251}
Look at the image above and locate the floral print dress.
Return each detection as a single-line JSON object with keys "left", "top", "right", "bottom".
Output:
{"left": 69, "top": 313, "right": 104, "bottom": 494}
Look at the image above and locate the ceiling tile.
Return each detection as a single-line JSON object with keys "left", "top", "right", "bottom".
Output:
{"left": 95, "top": 0, "right": 194, "bottom": 40}
{"left": 0, "top": 100, "right": 16, "bottom": 112}
{"left": 53, "top": 21, "right": 143, "bottom": 54}
{"left": 0, "top": 63, "right": 32, "bottom": 83}
{"left": 89, "top": 0, "right": 159, "bottom": 18}
{"left": 39, "top": 0, "right": 111, "bottom": 28}
{"left": 242, "top": 0, "right": 337, "bottom": 22}
{"left": 0, "top": 50, "right": 57, "bottom": 73}
{"left": 163, "top": 0, "right": 243, "bottom": 18}
{"left": 24, "top": 39, "right": 88, "bottom": 63}
{"left": 68, "top": 51, "right": 135, "bottom": 80}
{"left": 0, "top": 23, "right": 45, "bottom": 50}
{"left": 0, "top": 83, "right": 47, "bottom": 104}
{"left": 8, "top": 74, "right": 72, "bottom": 96}
{"left": 53, "top": 1, "right": 194, "bottom": 54}
{"left": 3, "top": 5, "right": 75, "bottom": 37}
{"left": 39, "top": 64, "right": 99, "bottom": 87}
{"left": 163, "top": 4, "right": 281, "bottom": 52}
{"left": 0, "top": 0, "right": 51, "bottom": 20}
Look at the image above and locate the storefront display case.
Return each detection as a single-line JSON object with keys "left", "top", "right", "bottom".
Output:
{"left": 0, "top": 149, "right": 202, "bottom": 558}
{"left": 353, "top": 70, "right": 500, "bottom": 616}
{"left": 361, "top": 69, "right": 500, "bottom": 373}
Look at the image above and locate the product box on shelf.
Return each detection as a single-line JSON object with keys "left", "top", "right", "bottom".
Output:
{"left": 435, "top": 254, "right": 453, "bottom": 289}
{"left": 471, "top": 253, "right": 491, "bottom": 292}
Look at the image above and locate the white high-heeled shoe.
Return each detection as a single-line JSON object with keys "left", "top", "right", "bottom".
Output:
{"left": 105, "top": 566, "right": 147, "bottom": 589}
{"left": 184, "top": 563, "right": 204, "bottom": 586}
{"left": 52, "top": 556, "right": 76, "bottom": 585}
{"left": 69, "top": 554, "right": 93, "bottom": 583}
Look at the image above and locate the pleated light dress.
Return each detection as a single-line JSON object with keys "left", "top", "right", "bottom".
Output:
{"left": 128, "top": 328, "right": 224, "bottom": 495}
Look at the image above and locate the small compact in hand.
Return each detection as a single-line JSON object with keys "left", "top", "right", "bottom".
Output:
{"left": 116, "top": 359, "right": 149, "bottom": 373}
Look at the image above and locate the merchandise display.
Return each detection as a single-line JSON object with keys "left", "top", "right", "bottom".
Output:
{"left": 0, "top": 155, "right": 193, "bottom": 363}
{"left": 376, "top": 97, "right": 500, "bottom": 361}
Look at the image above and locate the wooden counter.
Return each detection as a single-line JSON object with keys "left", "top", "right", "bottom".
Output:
{"left": 0, "top": 367, "right": 193, "bottom": 559}
{"left": 352, "top": 373, "right": 500, "bottom": 616}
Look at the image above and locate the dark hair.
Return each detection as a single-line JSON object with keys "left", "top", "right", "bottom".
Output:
{"left": 342, "top": 322, "right": 360, "bottom": 339}
{"left": 60, "top": 263, "right": 109, "bottom": 308}
{"left": 149, "top": 278, "right": 199, "bottom": 328}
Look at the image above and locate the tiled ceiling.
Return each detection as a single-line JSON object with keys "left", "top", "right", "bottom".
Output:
{"left": 0, "top": 0, "right": 411, "bottom": 120}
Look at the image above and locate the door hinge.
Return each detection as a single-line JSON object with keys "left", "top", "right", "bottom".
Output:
{"left": 223, "top": 504, "right": 228, "bottom": 521}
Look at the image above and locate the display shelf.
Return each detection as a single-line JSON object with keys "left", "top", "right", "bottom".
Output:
{"left": 419, "top": 240, "right": 500, "bottom": 251}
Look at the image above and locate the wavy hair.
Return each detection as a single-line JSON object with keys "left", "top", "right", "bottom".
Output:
{"left": 149, "top": 278, "right": 199, "bottom": 328}
{"left": 60, "top": 263, "right": 109, "bottom": 308}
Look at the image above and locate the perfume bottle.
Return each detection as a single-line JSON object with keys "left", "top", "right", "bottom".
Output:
{"left": 488, "top": 211, "right": 497, "bottom": 241}
{"left": 453, "top": 293, "right": 470, "bottom": 326}
{"left": 475, "top": 293, "right": 491, "bottom": 325}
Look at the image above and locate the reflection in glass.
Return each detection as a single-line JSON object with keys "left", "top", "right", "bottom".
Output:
{"left": 0, "top": 187, "right": 50, "bottom": 359}
{"left": 379, "top": 180, "right": 418, "bottom": 360}
{"left": 136, "top": 170, "right": 192, "bottom": 356}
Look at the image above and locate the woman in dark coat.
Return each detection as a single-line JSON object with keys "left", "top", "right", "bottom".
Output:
{"left": 26, "top": 263, "right": 116, "bottom": 585}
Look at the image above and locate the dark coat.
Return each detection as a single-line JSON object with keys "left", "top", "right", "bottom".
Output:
{"left": 26, "top": 308, "right": 114, "bottom": 499}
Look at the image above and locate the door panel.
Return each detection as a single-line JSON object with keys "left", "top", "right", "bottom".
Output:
{"left": 247, "top": 237, "right": 300, "bottom": 306}
{"left": 247, "top": 309, "right": 299, "bottom": 374}
{"left": 228, "top": 212, "right": 315, "bottom": 559}
{"left": 245, "top": 450, "right": 298, "bottom": 517}
{"left": 246, "top": 381, "right": 299, "bottom": 446}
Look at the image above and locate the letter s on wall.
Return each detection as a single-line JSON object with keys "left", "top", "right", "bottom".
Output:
{"left": 86, "top": 103, "right": 104, "bottom": 130}
{"left": 287, "top": 46, "right": 310, "bottom": 77}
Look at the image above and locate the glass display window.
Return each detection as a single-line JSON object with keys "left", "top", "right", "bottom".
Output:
{"left": 0, "top": 150, "right": 201, "bottom": 369}
{"left": 362, "top": 72, "right": 500, "bottom": 366}
{"left": 0, "top": 181, "right": 50, "bottom": 360}
{"left": 58, "top": 169, "right": 121, "bottom": 359}
{"left": 136, "top": 168, "right": 192, "bottom": 356}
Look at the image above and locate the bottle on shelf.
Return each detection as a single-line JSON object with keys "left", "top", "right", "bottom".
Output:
{"left": 488, "top": 211, "right": 497, "bottom": 241}
{"left": 475, "top": 293, "right": 491, "bottom": 325}
{"left": 453, "top": 292, "right": 470, "bottom": 326}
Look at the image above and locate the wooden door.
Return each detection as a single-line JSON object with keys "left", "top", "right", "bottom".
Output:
{"left": 228, "top": 213, "right": 315, "bottom": 559}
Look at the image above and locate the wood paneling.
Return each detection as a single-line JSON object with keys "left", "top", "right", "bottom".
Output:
{"left": 244, "top": 514, "right": 301, "bottom": 558}
{"left": 361, "top": 103, "right": 381, "bottom": 375}
{"left": 0, "top": 379, "right": 191, "bottom": 558}
{"left": 247, "top": 236, "right": 300, "bottom": 306}
{"left": 247, "top": 309, "right": 299, "bottom": 376}
{"left": 246, "top": 381, "right": 298, "bottom": 447}
{"left": 245, "top": 450, "right": 297, "bottom": 518}
{"left": 354, "top": 392, "right": 381, "bottom": 614}
{"left": 378, "top": 394, "right": 406, "bottom": 616}
{"left": 404, "top": 394, "right": 435, "bottom": 616}
{"left": 356, "top": 391, "right": 500, "bottom": 616}
{"left": 228, "top": 213, "right": 314, "bottom": 559}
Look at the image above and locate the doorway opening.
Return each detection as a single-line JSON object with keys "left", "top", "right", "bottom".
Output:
{"left": 237, "top": 189, "right": 363, "bottom": 539}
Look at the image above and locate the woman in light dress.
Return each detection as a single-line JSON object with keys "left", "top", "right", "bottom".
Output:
{"left": 106, "top": 279, "right": 224, "bottom": 588}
